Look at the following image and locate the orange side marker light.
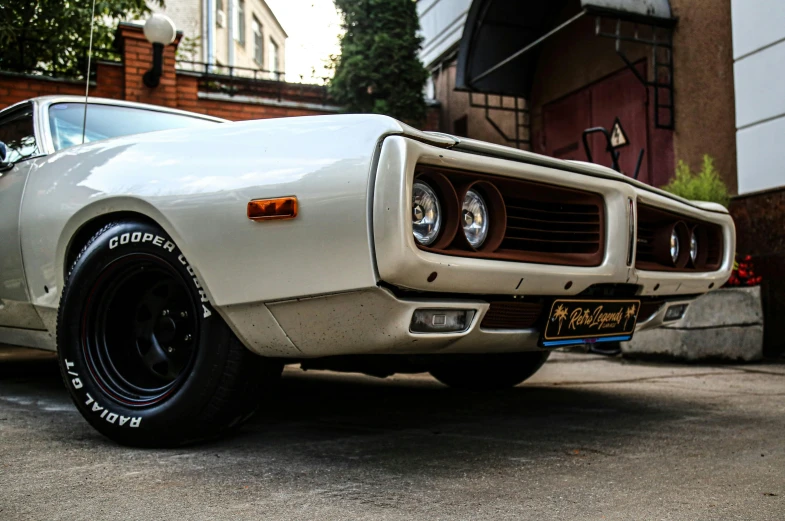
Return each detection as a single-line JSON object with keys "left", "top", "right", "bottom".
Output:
{"left": 247, "top": 197, "right": 298, "bottom": 221}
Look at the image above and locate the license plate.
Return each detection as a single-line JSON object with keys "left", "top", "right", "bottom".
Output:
{"left": 541, "top": 299, "right": 641, "bottom": 347}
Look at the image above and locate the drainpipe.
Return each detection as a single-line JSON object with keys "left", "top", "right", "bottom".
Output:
{"left": 205, "top": 0, "right": 215, "bottom": 68}
{"left": 227, "top": 0, "right": 235, "bottom": 67}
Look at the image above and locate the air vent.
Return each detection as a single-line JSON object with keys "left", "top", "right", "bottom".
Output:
{"left": 481, "top": 302, "right": 543, "bottom": 329}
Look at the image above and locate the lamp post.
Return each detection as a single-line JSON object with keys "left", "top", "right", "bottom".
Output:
{"left": 142, "top": 14, "right": 177, "bottom": 88}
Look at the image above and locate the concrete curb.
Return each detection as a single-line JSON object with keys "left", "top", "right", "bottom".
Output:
{"left": 622, "top": 286, "right": 764, "bottom": 362}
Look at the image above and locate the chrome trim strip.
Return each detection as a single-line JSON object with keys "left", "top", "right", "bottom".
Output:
{"left": 627, "top": 197, "right": 635, "bottom": 266}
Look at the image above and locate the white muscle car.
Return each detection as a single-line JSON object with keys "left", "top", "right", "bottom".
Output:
{"left": 0, "top": 96, "right": 734, "bottom": 446}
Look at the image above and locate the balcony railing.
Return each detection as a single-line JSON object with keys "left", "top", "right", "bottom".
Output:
{"left": 176, "top": 60, "right": 331, "bottom": 105}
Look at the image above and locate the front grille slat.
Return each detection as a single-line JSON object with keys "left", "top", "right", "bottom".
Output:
{"left": 506, "top": 226, "right": 600, "bottom": 238}
{"left": 506, "top": 201, "right": 598, "bottom": 213}
{"left": 502, "top": 196, "right": 603, "bottom": 257}
{"left": 481, "top": 302, "right": 543, "bottom": 329}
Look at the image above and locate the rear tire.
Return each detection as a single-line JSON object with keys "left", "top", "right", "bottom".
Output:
{"left": 57, "top": 220, "right": 281, "bottom": 447}
{"left": 428, "top": 351, "right": 551, "bottom": 391}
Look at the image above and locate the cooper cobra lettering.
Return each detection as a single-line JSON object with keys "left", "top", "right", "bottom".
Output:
{"left": 107, "top": 232, "right": 212, "bottom": 318}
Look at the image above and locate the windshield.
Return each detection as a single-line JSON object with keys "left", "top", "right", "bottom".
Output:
{"left": 48, "top": 103, "right": 220, "bottom": 151}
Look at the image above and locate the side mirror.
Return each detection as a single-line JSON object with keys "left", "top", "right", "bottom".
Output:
{"left": 0, "top": 142, "right": 11, "bottom": 172}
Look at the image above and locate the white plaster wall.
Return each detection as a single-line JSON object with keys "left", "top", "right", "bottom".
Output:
{"left": 417, "top": 0, "right": 472, "bottom": 69}
{"left": 147, "top": 0, "right": 203, "bottom": 60}
{"left": 146, "top": 0, "right": 285, "bottom": 75}
{"left": 731, "top": 0, "right": 785, "bottom": 194}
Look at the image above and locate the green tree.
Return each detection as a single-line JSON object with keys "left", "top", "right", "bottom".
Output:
{"left": 329, "top": 0, "right": 429, "bottom": 124}
{"left": 0, "top": 0, "right": 161, "bottom": 77}
{"left": 662, "top": 155, "right": 730, "bottom": 207}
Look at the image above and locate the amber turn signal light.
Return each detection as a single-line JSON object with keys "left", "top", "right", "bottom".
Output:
{"left": 247, "top": 197, "right": 298, "bottom": 221}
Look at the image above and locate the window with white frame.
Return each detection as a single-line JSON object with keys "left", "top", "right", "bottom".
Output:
{"left": 268, "top": 38, "right": 279, "bottom": 79}
{"left": 252, "top": 16, "right": 263, "bottom": 66}
{"left": 233, "top": 0, "right": 245, "bottom": 45}
{"left": 216, "top": 0, "right": 225, "bottom": 27}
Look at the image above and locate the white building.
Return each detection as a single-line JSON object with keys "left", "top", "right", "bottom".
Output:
{"left": 731, "top": 0, "right": 785, "bottom": 195}
{"left": 147, "top": 0, "right": 287, "bottom": 77}
{"left": 417, "top": 0, "right": 471, "bottom": 73}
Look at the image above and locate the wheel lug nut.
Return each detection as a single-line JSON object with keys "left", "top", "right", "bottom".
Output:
{"left": 184, "top": 334, "right": 192, "bottom": 342}
{"left": 180, "top": 311, "right": 188, "bottom": 318}
{"left": 162, "top": 309, "right": 169, "bottom": 316}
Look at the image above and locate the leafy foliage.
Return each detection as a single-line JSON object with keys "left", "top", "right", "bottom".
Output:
{"left": 329, "top": 0, "right": 429, "bottom": 124}
{"left": 662, "top": 155, "right": 730, "bottom": 207}
{"left": 176, "top": 34, "right": 201, "bottom": 63}
{"left": 0, "top": 0, "right": 160, "bottom": 78}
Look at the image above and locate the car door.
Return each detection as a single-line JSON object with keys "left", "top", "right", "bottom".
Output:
{"left": 0, "top": 102, "right": 46, "bottom": 329}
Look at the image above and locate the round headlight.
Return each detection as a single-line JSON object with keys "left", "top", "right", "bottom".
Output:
{"left": 462, "top": 189, "right": 489, "bottom": 248}
{"left": 412, "top": 181, "right": 441, "bottom": 245}
{"left": 670, "top": 228, "right": 680, "bottom": 264}
{"left": 689, "top": 230, "right": 698, "bottom": 264}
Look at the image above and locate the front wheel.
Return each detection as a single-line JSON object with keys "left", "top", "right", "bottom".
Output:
{"left": 428, "top": 351, "right": 551, "bottom": 391}
{"left": 57, "top": 221, "right": 281, "bottom": 447}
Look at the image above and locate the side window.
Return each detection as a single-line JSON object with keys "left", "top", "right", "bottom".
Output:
{"left": 0, "top": 104, "right": 39, "bottom": 163}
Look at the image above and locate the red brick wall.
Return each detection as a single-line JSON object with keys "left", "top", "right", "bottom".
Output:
{"left": 729, "top": 188, "right": 785, "bottom": 357}
{"left": 423, "top": 105, "right": 440, "bottom": 132}
{"left": 0, "top": 23, "right": 341, "bottom": 121}
{"left": 0, "top": 23, "right": 441, "bottom": 127}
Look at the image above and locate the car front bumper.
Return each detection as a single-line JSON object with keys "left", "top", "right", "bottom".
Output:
{"left": 223, "top": 286, "right": 696, "bottom": 358}
{"left": 373, "top": 136, "right": 735, "bottom": 299}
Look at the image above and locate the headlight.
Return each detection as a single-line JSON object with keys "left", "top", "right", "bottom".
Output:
{"left": 689, "top": 230, "right": 698, "bottom": 264}
{"left": 462, "top": 189, "right": 489, "bottom": 248}
{"left": 670, "top": 228, "right": 680, "bottom": 264}
{"left": 412, "top": 181, "right": 441, "bottom": 245}
{"left": 655, "top": 221, "right": 689, "bottom": 268}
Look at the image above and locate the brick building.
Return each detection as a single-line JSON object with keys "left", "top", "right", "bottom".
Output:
{"left": 0, "top": 23, "right": 337, "bottom": 122}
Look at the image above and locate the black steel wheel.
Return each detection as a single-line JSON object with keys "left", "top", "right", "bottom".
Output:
{"left": 82, "top": 254, "right": 199, "bottom": 406}
{"left": 57, "top": 220, "right": 282, "bottom": 447}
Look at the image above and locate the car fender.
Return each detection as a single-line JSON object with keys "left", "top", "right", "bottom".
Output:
{"left": 19, "top": 114, "right": 420, "bottom": 339}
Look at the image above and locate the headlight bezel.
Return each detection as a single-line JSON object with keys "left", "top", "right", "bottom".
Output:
{"left": 411, "top": 180, "right": 441, "bottom": 246}
{"left": 462, "top": 189, "right": 489, "bottom": 248}
{"left": 689, "top": 225, "right": 710, "bottom": 268}
{"left": 654, "top": 221, "right": 690, "bottom": 268}
{"left": 670, "top": 228, "right": 680, "bottom": 264}
{"left": 411, "top": 172, "right": 460, "bottom": 249}
{"left": 457, "top": 180, "right": 506, "bottom": 252}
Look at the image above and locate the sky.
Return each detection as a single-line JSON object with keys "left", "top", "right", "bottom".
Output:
{"left": 264, "top": 0, "right": 343, "bottom": 84}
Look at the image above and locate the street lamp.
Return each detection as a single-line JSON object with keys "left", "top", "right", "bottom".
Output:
{"left": 142, "top": 14, "right": 177, "bottom": 88}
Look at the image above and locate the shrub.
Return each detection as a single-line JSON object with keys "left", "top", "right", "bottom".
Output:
{"left": 662, "top": 155, "right": 730, "bottom": 207}
{"left": 329, "top": 0, "right": 429, "bottom": 124}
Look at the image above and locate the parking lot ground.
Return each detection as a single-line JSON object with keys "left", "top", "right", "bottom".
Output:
{"left": 1, "top": 345, "right": 783, "bottom": 521}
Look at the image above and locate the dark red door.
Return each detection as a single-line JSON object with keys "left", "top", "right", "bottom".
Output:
{"left": 538, "top": 63, "right": 673, "bottom": 187}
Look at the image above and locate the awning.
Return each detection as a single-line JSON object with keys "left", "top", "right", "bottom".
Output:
{"left": 455, "top": 0, "right": 675, "bottom": 98}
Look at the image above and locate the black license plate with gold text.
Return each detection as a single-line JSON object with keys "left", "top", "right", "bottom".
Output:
{"left": 541, "top": 299, "right": 641, "bottom": 347}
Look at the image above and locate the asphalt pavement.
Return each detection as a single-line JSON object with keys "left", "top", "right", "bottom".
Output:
{"left": 1, "top": 346, "right": 783, "bottom": 520}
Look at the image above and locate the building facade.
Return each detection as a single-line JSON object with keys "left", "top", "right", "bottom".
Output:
{"left": 419, "top": 0, "right": 784, "bottom": 356}
{"left": 731, "top": 0, "right": 785, "bottom": 195}
{"left": 728, "top": 0, "right": 785, "bottom": 357}
{"left": 147, "top": 0, "right": 287, "bottom": 78}
{"left": 418, "top": 0, "right": 737, "bottom": 192}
